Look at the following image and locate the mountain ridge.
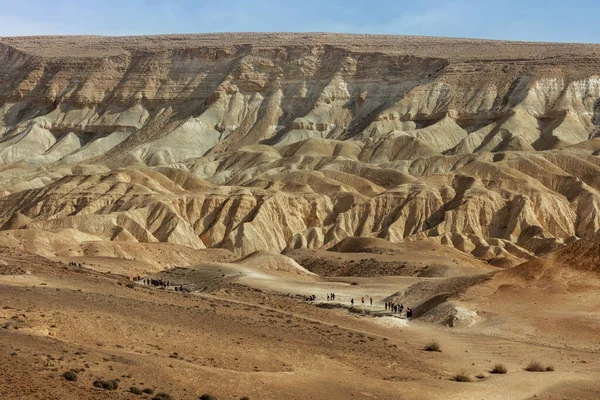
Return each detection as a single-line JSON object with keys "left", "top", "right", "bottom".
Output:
{"left": 1, "top": 33, "right": 600, "bottom": 265}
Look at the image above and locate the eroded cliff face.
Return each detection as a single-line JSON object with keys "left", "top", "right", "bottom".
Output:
{"left": 1, "top": 33, "right": 600, "bottom": 264}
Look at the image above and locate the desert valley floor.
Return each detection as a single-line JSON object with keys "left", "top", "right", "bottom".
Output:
{"left": 3, "top": 236, "right": 600, "bottom": 399}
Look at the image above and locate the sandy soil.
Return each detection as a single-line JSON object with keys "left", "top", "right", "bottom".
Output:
{"left": 1, "top": 246, "right": 600, "bottom": 399}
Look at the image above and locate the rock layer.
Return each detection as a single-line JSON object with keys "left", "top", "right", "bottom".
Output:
{"left": 1, "top": 33, "right": 600, "bottom": 263}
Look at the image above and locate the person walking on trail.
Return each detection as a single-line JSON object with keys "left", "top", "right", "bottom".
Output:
{"left": 351, "top": 298, "right": 354, "bottom": 306}
{"left": 370, "top": 297, "right": 373, "bottom": 306}
{"left": 361, "top": 297, "right": 364, "bottom": 305}
{"left": 385, "top": 302, "right": 388, "bottom": 311}
{"left": 327, "top": 294, "right": 330, "bottom": 301}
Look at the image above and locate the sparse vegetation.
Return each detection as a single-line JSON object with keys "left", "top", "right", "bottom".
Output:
{"left": 130, "top": 386, "right": 143, "bottom": 395}
{"left": 451, "top": 372, "right": 473, "bottom": 382}
{"left": 525, "top": 361, "right": 547, "bottom": 372}
{"left": 126, "top": 283, "right": 135, "bottom": 289}
{"left": 475, "top": 374, "right": 485, "bottom": 380}
{"left": 143, "top": 388, "right": 155, "bottom": 394}
{"left": 240, "top": 397, "right": 250, "bottom": 400}
{"left": 152, "top": 393, "right": 173, "bottom": 400}
{"left": 546, "top": 365, "right": 555, "bottom": 372}
{"left": 424, "top": 340, "right": 441, "bottom": 352}
{"left": 200, "top": 394, "right": 218, "bottom": 400}
{"left": 491, "top": 364, "right": 507, "bottom": 374}
{"left": 93, "top": 379, "right": 119, "bottom": 390}
{"left": 62, "top": 370, "right": 78, "bottom": 381}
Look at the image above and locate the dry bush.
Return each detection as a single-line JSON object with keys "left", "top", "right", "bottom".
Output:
{"left": 525, "top": 361, "right": 546, "bottom": 372}
{"left": 93, "top": 379, "right": 119, "bottom": 390}
{"left": 143, "top": 388, "right": 155, "bottom": 394}
{"left": 152, "top": 393, "right": 173, "bottom": 400}
{"left": 130, "top": 386, "right": 143, "bottom": 395}
{"left": 200, "top": 394, "right": 218, "bottom": 400}
{"left": 424, "top": 340, "right": 441, "bottom": 352}
{"left": 452, "top": 372, "right": 473, "bottom": 382}
{"left": 546, "top": 365, "right": 555, "bottom": 372}
{"left": 491, "top": 364, "right": 507, "bottom": 374}
{"left": 62, "top": 370, "right": 78, "bottom": 381}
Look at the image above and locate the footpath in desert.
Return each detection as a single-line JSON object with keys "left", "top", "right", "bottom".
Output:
{"left": 1, "top": 32, "right": 600, "bottom": 399}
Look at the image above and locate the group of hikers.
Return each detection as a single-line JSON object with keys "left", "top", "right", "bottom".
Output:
{"left": 350, "top": 296, "right": 373, "bottom": 306}
{"left": 67, "top": 262, "right": 83, "bottom": 267}
{"left": 133, "top": 276, "right": 186, "bottom": 292}
{"left": 312, "top": 292, "right": 414, "bottom": 319}
{"left": 385, "top": 301, "right": 413, "bottom": 318}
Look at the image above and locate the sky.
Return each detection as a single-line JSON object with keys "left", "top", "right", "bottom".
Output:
{"left": 0, "top": 0, "right": 599, "bottom": 43}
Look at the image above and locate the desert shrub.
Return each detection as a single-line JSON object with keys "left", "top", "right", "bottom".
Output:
{"left": 143, "top": 388, "right": 155, "bottom": 394}
{"left": 452, "top": 372, "right": 472, "bottom": 382}
{"left": 130, "top": 386, "right": 143, "bottom": 395}
{"left": 62, "top": 370, "right": 78, "bottom": 381}
{"left": 240, "top": 397, "right": 250, "bottom": 400}
{"left": 126, "top": 283, "right": 135, "bottom": 289}
{"left": 424, "top": 340, "right": 441, "bottom": 352}
{"left": 200, "top": 394, "right": 218, "bottom": 400}
{"left": 525, "top": 361, "right": 546, "bottom": 372}
{"left": 546, "top": 365, "right": 555, "bottom": 372}
{"left": 475, "top": 374, "right": 485, "bottom": 380}
{"left": 93, "top": 379, "right": 119, "bottom": 390}
{"left": 152, "top": 393, "right": 173, "bottom": 400}
{"left": 491, "top": 364, "right": 507, "bottom": 374}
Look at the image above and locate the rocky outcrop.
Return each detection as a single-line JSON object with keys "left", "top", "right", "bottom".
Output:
{"left": 1, "top": 34, "right": 599, "bottom": 167}
{"left": 1, "top": 34, "right": 600, "bottom": 263}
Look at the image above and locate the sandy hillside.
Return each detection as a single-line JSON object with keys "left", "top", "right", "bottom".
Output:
{"left": 0, "top": 34, "right": 599, "bottom": 263}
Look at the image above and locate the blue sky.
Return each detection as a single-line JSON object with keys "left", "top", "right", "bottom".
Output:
{"left": 0, "top": 0, "right": 599, "bottom": 43}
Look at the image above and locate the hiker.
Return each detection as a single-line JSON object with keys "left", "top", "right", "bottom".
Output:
{"left": 332, "top": 293, "right": 335, "bottom": 301}
{"left": 351, "top": 298, "right": 354, "bottom": 306}
{"left": 370, "top": 297, "right": 373, "bottom": 306}
{"left": 385, "top": 302, "right": 388, "bottom": 311}
{"left": 361, "top": 297, "right": 364, "bottom": 305}
{"left": 327, "top": 294, "right": 330, "bottom": 301}
{"left": 407, "top": 307, "right": 412, "bottom": 319}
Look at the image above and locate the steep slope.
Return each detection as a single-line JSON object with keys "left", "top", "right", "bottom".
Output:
{"left": 0, "top": 33, "right": 600, "bottom": 265}
{"left": 1, "top": 33, "right": 599, "bottom": 167}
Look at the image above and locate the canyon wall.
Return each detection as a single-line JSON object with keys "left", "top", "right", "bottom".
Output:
{"left": 1, "top": 33, "right": 600, "bottom": 264}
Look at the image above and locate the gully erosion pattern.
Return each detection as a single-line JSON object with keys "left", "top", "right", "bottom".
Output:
{"left": 1, "top": 33, "right": 600, "bottom": 265}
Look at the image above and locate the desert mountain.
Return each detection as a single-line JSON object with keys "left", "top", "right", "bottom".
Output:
{"left": 1, "top": 33, "right": 600, "bottom": 264}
